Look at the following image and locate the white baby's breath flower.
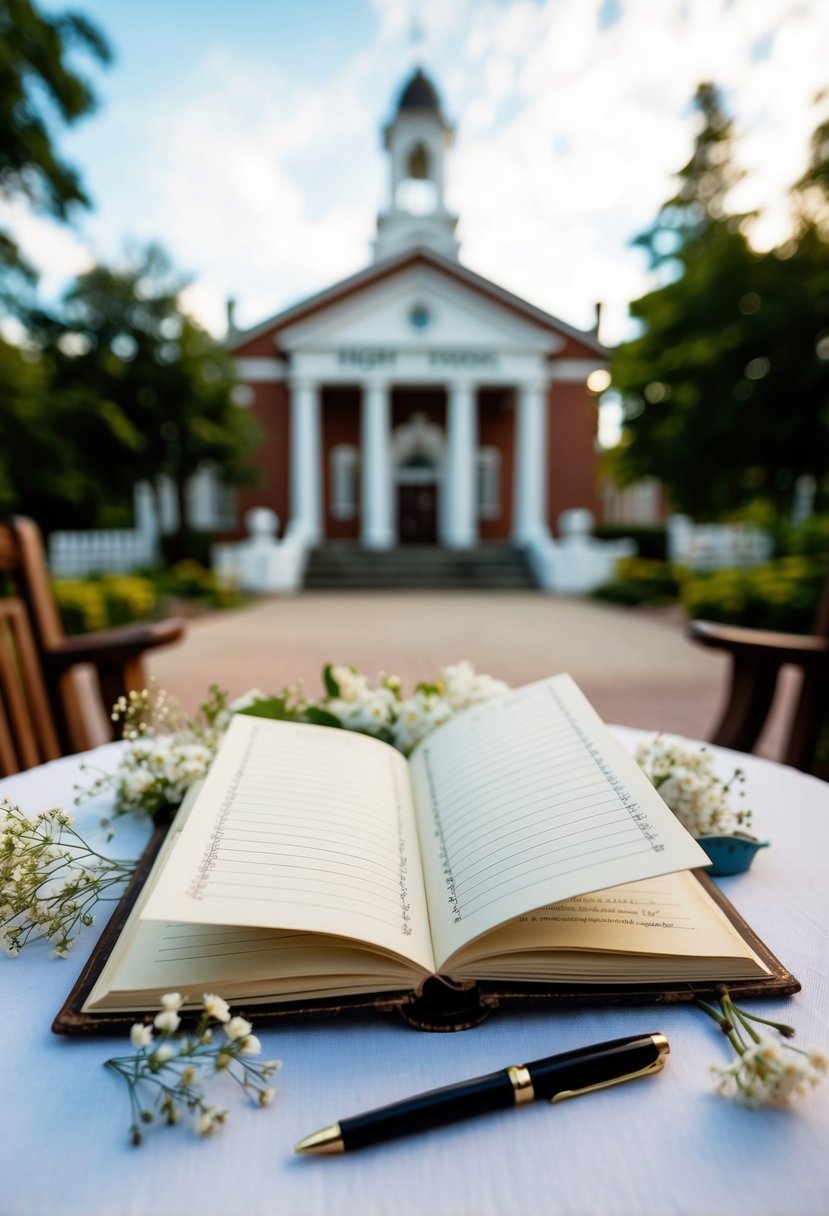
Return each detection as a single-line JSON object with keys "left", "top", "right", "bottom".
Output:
{"left": 196, "top": 1107, "right": 220, "bottom": 1136}
{"left": 237, "top": 1034, "right": 262, "bottom": 1057}
{"left": 151, "top": 1042, "right": 175, "bottom": 1065}
{"left": 636, "top": 734, "right": 752, "bottom": 838}
{"left": 153, "top": 1009, "right": 181, "bottom": 1034}
{"left": 712, "top": 1037, "right": 828, "bottom": 1108}
{"left": 229, "top": 688, "right": 267, "bottom": 711}
{"left": 259, "top": 1087, "right": 276, "bottom": 1107}
{"left": 160, "top": 992, "right": 184, "bottom": 1011}
{"left": 130, "top": 1023, "right": 154, "bottom": 1049}
{"left": 225, "top": 1016, "right": 253, "bottom": 1041}
{"left": 202, "top": 993, "right": 231, "bottom": 1022}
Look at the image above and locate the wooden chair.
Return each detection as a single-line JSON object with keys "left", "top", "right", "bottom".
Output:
{"left": 0, "top": 517, "right": 185, "bottom": 766}
{"left": 686, "top": 569, "right": 829, "bottom": 775}
{"left": 0, "top": 597, "right": 63, "bottom": 776}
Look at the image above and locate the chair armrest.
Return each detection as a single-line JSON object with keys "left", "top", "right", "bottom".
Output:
{"left": 686, "top": 619, "right": 829, "bottom": 668}
{"left": 42, "top": 618, "right": 186, "bottom": 672}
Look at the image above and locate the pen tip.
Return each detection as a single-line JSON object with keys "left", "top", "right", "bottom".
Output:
{"left": 295, "top": 1123, "right": 345, "bottom": 1155}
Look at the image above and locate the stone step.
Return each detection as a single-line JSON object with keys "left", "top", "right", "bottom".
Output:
{"left": 304, "top": 544, "right": 537, "bottom": 590}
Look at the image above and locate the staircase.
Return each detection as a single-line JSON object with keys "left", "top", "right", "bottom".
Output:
{"left": 303, "top": 543, "right": 538, "bottom": 590}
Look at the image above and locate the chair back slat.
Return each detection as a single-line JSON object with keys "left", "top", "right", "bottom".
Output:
{"left": 0, "top": 519, "right": 65, "bottom": 645}
{"left": 0, "top": 599, "right": 61, "bottom": 776}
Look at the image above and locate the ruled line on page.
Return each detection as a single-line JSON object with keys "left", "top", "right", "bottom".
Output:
{"left": 146, "top": 718, "right": 432, "bottom": 955}
{"left": 409, "top": 676, "right": 705, "bottom": 956}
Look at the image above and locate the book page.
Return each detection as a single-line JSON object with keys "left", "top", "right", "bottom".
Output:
{"left": 409, "top": 674, "right": 711, "bottom": 969}
{"left": 444, "top": 870, "right": 769, "bottom": 981}
{"left": 142, "top": 716, "right": 435, "bottom": 972}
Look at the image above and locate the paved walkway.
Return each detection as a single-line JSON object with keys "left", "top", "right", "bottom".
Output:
{"left": 148, "top": 591, "right": 789, "bottom": 754}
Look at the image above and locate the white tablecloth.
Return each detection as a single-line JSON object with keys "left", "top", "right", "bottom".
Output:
{"left": 1, "top": 731, "right": 828, "bottom": 1216}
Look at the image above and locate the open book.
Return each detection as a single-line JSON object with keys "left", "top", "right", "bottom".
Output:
{"left": 76, "top": 675, "right": 783, "bottom": 1023}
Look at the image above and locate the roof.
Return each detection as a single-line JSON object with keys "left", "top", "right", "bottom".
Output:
{"left": 397, "top": 68, "right": 443, "bottom": 115}
{"left": 230, "top": 245, "right": 607, "bottom": 359}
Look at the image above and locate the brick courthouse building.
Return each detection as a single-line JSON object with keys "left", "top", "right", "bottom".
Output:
{"left": 229, "top": 68, "right": 607, "bottom": 556}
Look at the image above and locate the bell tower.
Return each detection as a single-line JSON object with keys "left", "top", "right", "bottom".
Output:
{"left": 373, "top": 68, "right": 460, "bottom": 262}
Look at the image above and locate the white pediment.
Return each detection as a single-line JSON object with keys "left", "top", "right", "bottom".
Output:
{"left": 277, "top": 265, "right": 564, "bottom": 355}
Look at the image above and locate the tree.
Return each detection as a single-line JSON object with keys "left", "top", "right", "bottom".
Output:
{"left": 0, "top": 1, "right": 110, "bottom": 524}
{"left": 0, "top": 0, "right": 110, "bottom": 308}
{"left": 28, "top": 245, "right": 260, "bottom": 553}
{"left": 609, "top": 83, "right": 829, "bottom": 519}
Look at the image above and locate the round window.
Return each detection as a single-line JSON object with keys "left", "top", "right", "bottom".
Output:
{"left": 409, "top": 304, "right": 430, "bottom": 331}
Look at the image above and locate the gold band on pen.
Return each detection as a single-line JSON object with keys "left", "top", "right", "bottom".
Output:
{"left": 506, "top": 1064, "right": 535, "bottom": 1104}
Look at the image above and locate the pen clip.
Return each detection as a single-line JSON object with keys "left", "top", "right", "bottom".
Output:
{"left": 550, "top": 1035, "right": 669, "bottom": 1104}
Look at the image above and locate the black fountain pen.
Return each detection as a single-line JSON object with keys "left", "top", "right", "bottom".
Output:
{"left": 295, "top": 1032, "right": 669, "bottom": 1155}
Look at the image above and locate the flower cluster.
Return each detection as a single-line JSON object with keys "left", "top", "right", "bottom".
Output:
{"left": 239, "top": 661, "right": 511, "bottom": 757}
{"left": 0, "top": 802, "right": 135, "bottom": 957}
{"left": 106, "top": 992, "right": 280, "bottom": 1145}
{"left": 80, "top": 684, "right": 230, "bottom": 821}
{"left": 635, "top": 734, "right": 753, "bottom": 838}
{"left": 699, "top": 987, "right": 827, "bottom": 1108}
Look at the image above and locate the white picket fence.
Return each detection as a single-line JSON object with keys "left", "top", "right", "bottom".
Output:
{"left": 48, "top": 529, "right": 159, "bottom": 577}
{"left": 48, "top": 471, "right": 236, "bottom": 577}
{"left": 667, "top": 515, "right": 773, "bottom": 570}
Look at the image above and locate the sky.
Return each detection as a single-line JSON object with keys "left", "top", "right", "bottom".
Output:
{"left": 7, "top": 0, "right": 829, "bottom": 352}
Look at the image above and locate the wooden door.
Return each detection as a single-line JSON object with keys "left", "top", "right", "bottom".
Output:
{"left": 398, "top": 484, "right": 438, "bottom": 543}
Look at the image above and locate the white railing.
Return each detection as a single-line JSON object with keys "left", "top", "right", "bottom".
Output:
{"left": 667, "top": 515, "right": 773, "bottom": 570}
{"left": 526, "top": 510, "right": 636, "bottom": 594}
{"left": 212, "top": 510, "right": 312, "bottom": 594}
{"left": 49, "top": 529, "right": 159, "bottom": 577}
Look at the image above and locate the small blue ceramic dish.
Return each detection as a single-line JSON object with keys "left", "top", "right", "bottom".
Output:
{"left": 697, "top": 834, "right": 769, "bottom": 877}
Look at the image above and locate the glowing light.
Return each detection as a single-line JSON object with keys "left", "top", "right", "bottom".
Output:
{"left": 586, "top": 369, "right": 611, "bottom": 393}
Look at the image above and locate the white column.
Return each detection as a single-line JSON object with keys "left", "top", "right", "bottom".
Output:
{"left": 361, "top": 380, "right": 394, "bottom": 549}
{"left": 442, "top": 379, "right": 478, "bottom": 549}
{"left": 289, "top": 377, "right": 322, "bottom": 543}
{"left": 513, "top": 378, "right": 549, "bottom": 543}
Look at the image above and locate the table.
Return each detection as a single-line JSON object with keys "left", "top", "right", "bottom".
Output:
{"left": 1, "top": 731, "right": 827, "bottom": 1216}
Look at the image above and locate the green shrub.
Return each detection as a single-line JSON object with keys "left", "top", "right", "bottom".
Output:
{"left": 778, "top": 514, "right": 829, "bottom": 560}
{"left": 99, "top": 574, "right": 157, "bottom": 626}
{"left": 155, "top": 560, "right": 241, "bottom": 609}
{"left": 681, "top": 556, "right": 825, "bottom": 633}
{"left": 592, "top": 524, "right": 668, "bottom": 561}
{"left": 52, "top": 580, "right": 108, "bottom": 634}
{"left": 592, "top": 557, "right": 683, "bottom": 607}
{"left": 159, "top": 530, "right": 214, "bottom": 567}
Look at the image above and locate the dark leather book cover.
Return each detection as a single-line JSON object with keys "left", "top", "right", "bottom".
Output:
{"left": 52, "top": 824, "right": 800, "bottom": 1036}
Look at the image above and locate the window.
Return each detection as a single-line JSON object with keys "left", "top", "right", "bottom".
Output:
{"left": 331, "top": 445, "right": 359, "bottom": 519}
{"left": 477, "top": 447, "right": 500, "bottom": 520}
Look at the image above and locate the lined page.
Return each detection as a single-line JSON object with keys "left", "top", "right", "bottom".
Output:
{"left": 444, "top": 871, "right": 769, "bottom": 977}
{"left": 143, "top": 716, "right": 435, "bottom": 971}
{"left": 409, "top": 674, "right": 710, "bottom": 968}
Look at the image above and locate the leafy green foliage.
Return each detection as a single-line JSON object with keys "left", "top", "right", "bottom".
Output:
{"left": 592, "top": 557, "right": 684, "bottom": 607}
{"left": 681, "top": 557, "right": 825, "bottom": 633}
{"left": 610, "top": 83, "right": 829, "bottom": 519}
{"left": 592, "top": 524, "right": 668, "bottom": 561}
{"left": 0, "top": 0, "right": 110, "bottom": 307}
{"left": 22, "top": 245, "right": 261, "bottom": 547}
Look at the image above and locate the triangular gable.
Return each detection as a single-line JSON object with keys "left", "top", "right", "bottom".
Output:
{"left": 231, "top": 246, "right": 606, "bottom": 362}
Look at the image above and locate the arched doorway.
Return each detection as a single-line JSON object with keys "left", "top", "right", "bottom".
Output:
{"left": 391, "top": 412, "right": 445, "bottom": 544}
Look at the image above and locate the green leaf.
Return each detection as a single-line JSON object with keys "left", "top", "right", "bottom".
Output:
{"left": 236, "top": 696, "right": 300, "bottom": 722}
{"left": 322, "top": 664, "right": 340, "bottom": 698}
{"left": 304, "top": 707, "right": 343, "bottom": 730}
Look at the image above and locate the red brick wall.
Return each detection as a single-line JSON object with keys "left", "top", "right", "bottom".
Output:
{"left": 478, "top": 389, "right": 514, "bottom": 541}
{"left": 322, "top": 388, "right": 361, "bottom": 539}
{"left": 547, "top": 382, "right": 601, "bottom": 535}
{"left": 235, "top": 380, "right": 290, "bottom": 538}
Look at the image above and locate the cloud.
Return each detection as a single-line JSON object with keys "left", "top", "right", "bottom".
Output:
{"left": 2, "top": 0, "right": 828, "bottom": 346}
{"left": 0, "top": 199, "right": 94, "bottom": 302}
